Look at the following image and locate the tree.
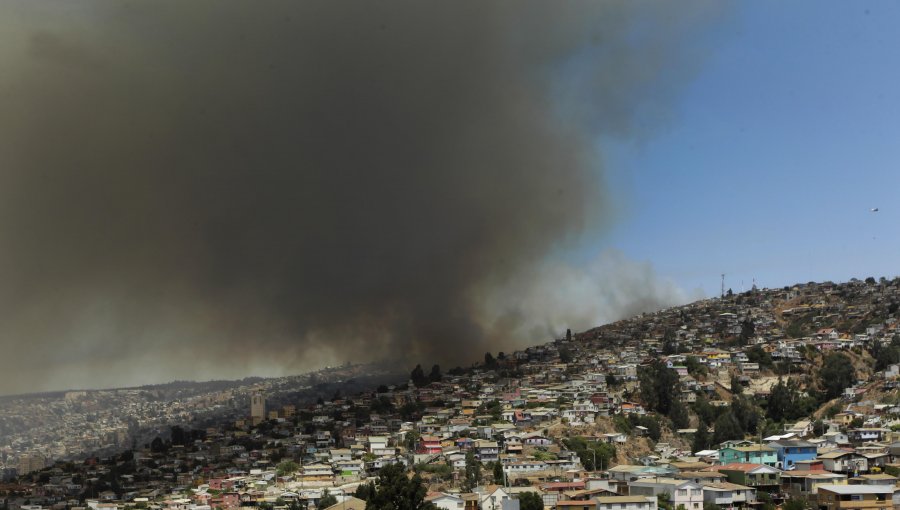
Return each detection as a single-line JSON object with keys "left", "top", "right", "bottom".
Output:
{"left": 658, "top": 492, "right": 673, "bottom": 510}
{"left": 405, "top": 430, "right": 421, "bottom": 452}
{"left": 493, "top": 461, "right": 504, "bottom": 483}
{"left": 276, "top": 460, "right": 299, "bottom": 477}
{"left": 370, "top": 395, "right": 395, "bottom": 414}
{"left": 670, "top": 400, "right": 690, "bottom": 430}
{"left": 692, "top": 396, "right": 717, "bottom": 426}
{"left": 745, "top": 345, "right": 773, "bottom": 369}
{"left": 739, "top": 319, "right": 755, "bottom": 346}
{"left": 463, "top": 450, "right": 482, "bottom": 491}
{"left": 150, "top": 436, "right": 168, "bottom": 454}
{"left": 559, "top": 347, "right": 574, "bottom": 364}
{"left": 562, "top": 437, "right": 615, "bottom": 470}
{"left": 639, "top": 360, "right": 680, "bottom": 415}
{"left": 170, "top": 426, "right": 187, "bottom": 446}
{"left": 354, "top": 481, "right": 376, "bottom": 501}
{"left": 411, "top": 364, "right": 428, "bottom": 387}
{"left": 605, "top": 373, "right": 619, "bottom": 388}
{"left": 812, "top": 419, "right": 827, "bottom": 437}
{"left": 712, "top": 413, "right": 743, "bottom": 445}
{"left": 692, "top": 423, "right": 710, "bottom": 453}
{"left": 730, "top": 375, "right": 742, "bottom": 395}
{"left": 518, "top": 492, "right": 543, "bottom": 510}
{"left": 484, "top": 352, "right": 497, "bottom": 369}
{"left": 428, "top": 364, "right": 442, "bottom": 383}
{"left": 662, "top": 329, "right": 678, "bottom": 355}
{"left": 782, "top": 497, "right": 810, "bottom": 510}
{"left": 366, "top": 463, "right": 437, "bottom": 510}
{"left": 871, "top": 337, "right": 900, "bottom": 371}
{"left": 566, "top": 329, "right": 572, "bottom": 342}
{"left": 317, "top": 490, "right": 337, "bottom": 509}
{"left": 819, "top": 353, "right": 855, "bottom": 400}
{"left": 684, "top": 356, "right": 706, "bottom": 377}
{"left": 767, "top": 378, "right": 796, "bottom": 422}
{"left": 731, "top": 396, "right": 760, "bottom": 435}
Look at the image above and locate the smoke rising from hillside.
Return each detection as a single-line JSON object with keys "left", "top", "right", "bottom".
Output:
{"left": 0, "top": 1, "right": 721, "bottom": 393}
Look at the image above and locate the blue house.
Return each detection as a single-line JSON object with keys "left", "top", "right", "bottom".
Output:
{"left": 768, "top": 439, "right": 817, "bottom": 469}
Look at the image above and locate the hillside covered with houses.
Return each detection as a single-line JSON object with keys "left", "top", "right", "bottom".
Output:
{"left": 4, "top": 277, "right": 900, "bottom": 510}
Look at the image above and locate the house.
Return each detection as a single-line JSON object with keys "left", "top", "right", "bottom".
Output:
{"left": 833, "top": 413, "right": 857, "bottom": 427}
{"left": 716, "top": 463, "right": 781, "bottom": 490}
{"left": 334, "top": 460, "right": 364, "bottom": 477}
{"left": 595, "top": 496, "right": 656, "bottom": 510}
{"left": 848, "top": 474, "right": 898, "bottom": 486}
{"left": 701, "top": 482, "right": 757, "bottom": 508}
{"left": 425, "top": 492, "right": 465, "bottom": 510}
{"left": 767, "top": 440, "right": 817, "bottom": 470}
{"left": 447, "top": 452, "right": 467, "bottom": 470}
{"left": 503, "top": 460, "right": 549, "bottom": 476}
{"left": 849, "top": 428, "right": 888, "bottom": 443}
{"left": 718, "top": 445, "right": 777, "bottom": 467}
{"left": 607, "top": 464, "right": 676, "bottom": 482}
{"left": 419, "top": 436, "right": 442, "bottom": 455}
{"left": 300, "top": 464, "right": 335, "bottom": 483}
{"left": 822, "top": 432, "right": 851, "bottom": 448}
{"left": 479, "top": 486, "right": 512, "bottom": 510}
{"left": 368, "top": 436, "right": 394, "bottom": 456}
{"left": 522, "top": 433, "right": 552, "bottom": 446}
{"left": 674, "top": 471, "right": 727, "bottom": 485}
{"left": 476, "top": 440, "right": 500, "bottom": 462}
{"left": 556, "top": 502, "right": 596, "bottom": 510}
{"left": 322, "top": 497, "right": 367, "bottom": 510}
{"left": 817, "top": 484, "right": 893, "bottom": 510}
{"left": 786, "top": 420, "right": 813, "bottom": 437}
{"left": 818, "top": 450, "right": 869, "bottom": 474}
{"left": 793, "top": 459, "right": 827, "bottom": 472}
{"left": 781, "top": 472, "right": 848, "bottom": 499}
{"left": 739, "top": 362, "right": 759, "bottom": 375}
{"left": 627, "top": 478, "right": 704, "bottom": 510}
{"left": 329, "top": 448, "right": 352, "bottom": 462}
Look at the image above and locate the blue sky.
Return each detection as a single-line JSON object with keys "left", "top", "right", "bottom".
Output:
{"left": 586, "top": 1, "right": 900, "bottom": 297}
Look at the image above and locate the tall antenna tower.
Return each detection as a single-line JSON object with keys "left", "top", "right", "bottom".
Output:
{"left": 721, "top": 274, "right": 725, "bottom": 299}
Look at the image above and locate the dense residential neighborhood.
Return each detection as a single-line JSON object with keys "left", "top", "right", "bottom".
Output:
{"left": 4, "top": 277, "right": 900, "bottom": 510}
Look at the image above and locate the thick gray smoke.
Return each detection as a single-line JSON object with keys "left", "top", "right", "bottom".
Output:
{"left": 0, "top": 1, "right": 722, "bottom": 394}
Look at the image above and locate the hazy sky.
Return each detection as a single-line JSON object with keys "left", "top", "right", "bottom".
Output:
{"left": 0, "top": 1, "right": 896, "bottom": 393}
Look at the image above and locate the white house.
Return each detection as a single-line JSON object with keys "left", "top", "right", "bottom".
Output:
{"left": 702, "top": 482, "right": 757, "bottom": 507}
{"left": 425, "top": 492, "right": 464, "bottom": 510}
{"left": 627, "top": 478, "right": 704, "bottom": 510}
{"left": 595, "top": 496, "right": 656, "bottom": 510}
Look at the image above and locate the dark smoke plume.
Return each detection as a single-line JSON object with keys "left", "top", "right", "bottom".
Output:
{"left": 0, "top": 1, "right": 722, "bottom": 393}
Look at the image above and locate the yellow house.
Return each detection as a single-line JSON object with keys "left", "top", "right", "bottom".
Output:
{"left": 833, "top": 413, "right": 856, "bottom": 427}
